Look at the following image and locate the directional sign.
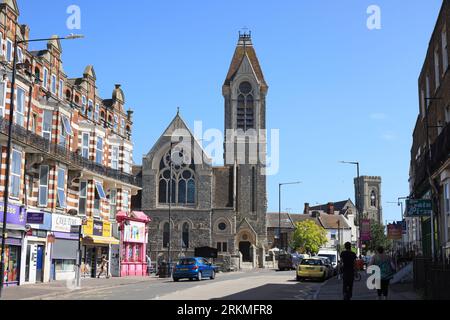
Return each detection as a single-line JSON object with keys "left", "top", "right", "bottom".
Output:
{"left": 406, "top": 199, "right": 432, "bottom": 217}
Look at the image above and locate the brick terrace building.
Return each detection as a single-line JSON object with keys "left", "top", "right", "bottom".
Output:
{"left": 409, "top": 0, "right": 450, "bottom": 259}
{"left": 0, "top": 0, "right": 140, "bottom": 285}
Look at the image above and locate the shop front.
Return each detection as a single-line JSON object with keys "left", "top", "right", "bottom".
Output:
{"left": 0, "top": 202, "right": 26, "bottom": 287}
{"left": 82, "top": 218, "right": 119, "bottom": 278}
{"left": 24, "top": 211, "right": 52, "bottom": 284}
{"left": 116, "top": 211, "right": 150, "bottom": 277}
{"left": 50, "top": 214, "right": 82, "bottom": 281}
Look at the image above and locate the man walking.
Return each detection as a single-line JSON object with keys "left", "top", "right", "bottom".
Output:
{"left": 340, "top": 242, "right": 357, "bottom": 300}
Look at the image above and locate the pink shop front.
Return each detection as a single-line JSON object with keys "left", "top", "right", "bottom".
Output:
{"left": 116, "top": 211, "right": 150, "bottom": 277}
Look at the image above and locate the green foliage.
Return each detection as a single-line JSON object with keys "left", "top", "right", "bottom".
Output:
{"left": 290, "top": 220, "right": 328, "bottom": 255}
{"left": 365, "top": 221, "right": 392, "bottom": 253}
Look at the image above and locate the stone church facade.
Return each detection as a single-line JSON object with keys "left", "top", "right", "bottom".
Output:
{"left": 134, "top": 33, "right": 269, "bottom": 269}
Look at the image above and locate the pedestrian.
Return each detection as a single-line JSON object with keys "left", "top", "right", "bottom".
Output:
{"left": 97, "top": 255, "right": 110, "bottom": 279}
{"left": 370, "top": 246, "right": 396, "bottom": 300}
{"left": 340, "top": 242, "right": 357, "bottom": 300}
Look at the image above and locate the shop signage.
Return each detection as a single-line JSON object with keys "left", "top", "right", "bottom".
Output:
{"left": 83, "top": 217, "right": 111, "bottom": 238}
{"left": 103, "top": 221, "right": 111, "bottom": 238}
{"left": 387, "top": 223, "right": 403, "bottom": 240}
{"left": 93, "top": 220, "right": 103, "bottom": 236}
{"left": 0, "top": 202, "right": 26, "bottom": 227}
{"left": 27, "top": 212, "right": 44, "bottom": 224}
{"left": 360, "top": 219, "right": 371, "bottom": 241}
{"left": 406, "top": 199, "right": 432, "bottom": 217}
{"left": 123, "top": 221, "right": 146, "bottom": 243}
{"left": 51, "top": 214, "right": 82, "bottom": 233}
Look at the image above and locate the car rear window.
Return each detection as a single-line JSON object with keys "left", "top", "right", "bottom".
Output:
{"left": 301, "top": 259, "right": 323, "bottom": 266}
{"left": 178, "top": 259, "right": 196, "bottom": 265}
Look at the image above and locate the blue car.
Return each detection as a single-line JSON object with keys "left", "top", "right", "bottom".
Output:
{"left": 173, "top": 257, "right": 217, "bottom": 282}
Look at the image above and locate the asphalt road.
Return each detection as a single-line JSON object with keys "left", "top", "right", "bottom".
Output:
{"left": 44, "top": 270, "right": 325, "bottom": 300}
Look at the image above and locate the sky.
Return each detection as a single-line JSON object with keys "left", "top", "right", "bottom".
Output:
{"left": 19, "top": 0, "right": 442, "bottom": 223}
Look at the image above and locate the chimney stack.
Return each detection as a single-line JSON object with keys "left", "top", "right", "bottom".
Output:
{"left": 327, "top": 202, "right": 335, "bottom": 215}
{"left": 304, "top": 203, "right": 310, "bottom": 215}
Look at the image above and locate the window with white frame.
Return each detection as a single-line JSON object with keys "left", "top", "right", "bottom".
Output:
{"left": 43, "top": 68, "right": 48, "bottom": 89}
{"left": 57, "top": 168, "right": 66, "bottom": 208}
{"left": 59, "top": 79, "right": 64, "bottom": 99}
{"left": 111, "top": 146, "right": 119, "bottom": 170}
{"left": 109, "top": 189, "right": 117, "bottom": 220}
{"left": 15, "top": 87, "right": 25, "bottom": 127}
{"left": 10, "top": 148, "right": 22, "bottom": 199}
{"left": 94, "top": 182, "right": 106, "bottom": 217}
{"left": 114, "top": 115, "right": 118, "bottom": 132}
{"left": 88, "top": 99, "right": 93, "bottom": 119}
{"left": 38, "top": 165, "right": 49, "bottom": 207}
{"left": 120, "top": 118, "right": 125, "bottom": 136}
{"left": 434, "top": 46, "right": 440, "bottom": 90}
{"left": 94, "top": 103, "right": 99, "bottom": 122}
{"left": 82, "top": 132, "right": 89, "bottom": 158}
{"left": 443, "top": 25, "right": 449, "bottom": 74}
{"left": 96, "top": 137, "right": 103, "bottom": 165}
{"left": 123, "top": 149, "right": 131, "bottom": 174}
{"left": 0, "top": 80, "right": 6, "bottom": 117}
{"left": 51, "top": 74, "right": 57, "bottom": 95}
{"left": 17, "top": 47, "right": 23, "bottom": 63}
{"left": 81, "top": 95, "right": 86, "bottom": 114}
{"left": 6, "top": 39, "right": 12, "bottom": 62}
{"left": 59, "top": 115, "right": 72, "bottom": 149}
{"left": 122, "top": 190, "right": 129, "bottom": 212}
{"left": 79, "top": 180, "right": 87, "bottom": 216}
{"left": 42, "top": 110, "right": 52, "bottom": 141}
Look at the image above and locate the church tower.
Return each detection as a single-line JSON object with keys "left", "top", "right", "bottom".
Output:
{"left": 222, "top": 32, "right": 268, "bottom": 265}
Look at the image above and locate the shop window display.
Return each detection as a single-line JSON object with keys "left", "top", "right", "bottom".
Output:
{"left": 1, "top": 246, "right": 20, "bottom": 284}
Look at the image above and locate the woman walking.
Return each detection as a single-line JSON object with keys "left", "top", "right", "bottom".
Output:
{"left": 370, "top": 246, "right": 396, "bottom": 300}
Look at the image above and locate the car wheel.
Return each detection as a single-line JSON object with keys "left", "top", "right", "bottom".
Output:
{"left": 296, "top": 276, "right": 302, "bottom": 282}
{"left": 210, "top": 270, "right": 215, "bottom": 280}
{"left": 173, "top": 278, "right": 179, "bottom": 282}
{"left": 197, "top": 272, "right": 202, "bottom": 281}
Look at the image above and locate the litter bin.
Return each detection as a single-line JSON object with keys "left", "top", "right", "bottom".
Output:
{"left": 159, "top": 262, "right": 172, "bottom": 278}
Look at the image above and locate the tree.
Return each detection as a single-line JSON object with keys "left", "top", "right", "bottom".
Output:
{"left": 365, "top": 221, "right": 392, "bottom": 253}
{"left": 290, "top": 220, "right": 328, "bottom": 255}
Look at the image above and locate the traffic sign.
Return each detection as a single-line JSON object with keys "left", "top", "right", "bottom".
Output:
{"left": 406, "top": 199, "right": 432, "bottom": 217}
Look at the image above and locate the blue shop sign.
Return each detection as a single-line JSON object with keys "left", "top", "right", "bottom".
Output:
{"left": 27, "top": 211, "right": 52, "bottom": 231}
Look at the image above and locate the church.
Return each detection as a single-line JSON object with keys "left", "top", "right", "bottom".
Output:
{"left": 133, "top": 32, "right": 269, "bottom": 270}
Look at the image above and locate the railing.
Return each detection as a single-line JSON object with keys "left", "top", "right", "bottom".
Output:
{"left": 413, "top": 257, "right": 450, "bottom": 300}
{"left": 0, "top": 116, "right": 139, "bottom": 187}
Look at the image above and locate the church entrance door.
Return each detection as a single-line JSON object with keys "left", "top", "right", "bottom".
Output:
{"left": 239, "top": 242, "right": 252, "bottom": 262}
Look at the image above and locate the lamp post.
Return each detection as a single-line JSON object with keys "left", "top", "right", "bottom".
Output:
{"left": 0, "top": 33, "right": 83, "bottom": 298}
{"left": 278, "top": 182, "right": 301, "bottom": 252}
{"left": 339, "top": 161, "right": 362, "bottom": 255}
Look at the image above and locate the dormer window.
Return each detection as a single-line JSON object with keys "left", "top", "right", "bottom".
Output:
{"left": 81, "top": 95, "right": 86, "bottom": 114}
{"left": 94, "top": 103, "right": 99, "bottom": 122}
{"left": 6, "top": 39, "right": 12, "bottom": 62}
{"left": 51, "top": 74, "right": 57, "bottom": 94}
{"left": 237, "top": 81, "right": 254, "bottom": 131}
{"left": 88, "top": 99, "right": 93, "bottom": 119}
{"left": 114, "top": 115, "right": 118, "bottom": 132}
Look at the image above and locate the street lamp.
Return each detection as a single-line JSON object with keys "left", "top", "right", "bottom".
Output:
{"left": 339, "top": 161, "right": 362, "bottom": 255}
{"left": 0, "top": 33, "right": 83, "bottom": 298}
{"left": 278, "top": 181, "right": 301, "bottom": 252}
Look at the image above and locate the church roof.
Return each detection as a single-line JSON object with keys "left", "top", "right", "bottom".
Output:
{"left": 224, "top": 33, "right": 267, "bottom": 89}
{"left": 309, "top": 200, "right": 353, "bottom": 213}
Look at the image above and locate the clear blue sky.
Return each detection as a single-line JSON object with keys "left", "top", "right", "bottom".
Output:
{"left": 20, "top": 0, "right": 442, "bottom": 223}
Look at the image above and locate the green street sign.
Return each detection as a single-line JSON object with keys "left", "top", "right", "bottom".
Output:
{"left": 406, "top": 199, "right": 432, "bottom": 217}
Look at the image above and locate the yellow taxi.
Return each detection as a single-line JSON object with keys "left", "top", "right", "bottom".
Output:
{"left": 296, "top": 257, "right": 328, "bottom": 282}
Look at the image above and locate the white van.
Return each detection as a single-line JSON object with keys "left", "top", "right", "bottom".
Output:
{"left": 317, "top": 249, "right": 339, "bottom": 273}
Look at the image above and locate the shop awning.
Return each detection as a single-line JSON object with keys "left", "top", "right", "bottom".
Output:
{"left": 84, "top": 235, "right": 119, "bottom": 245}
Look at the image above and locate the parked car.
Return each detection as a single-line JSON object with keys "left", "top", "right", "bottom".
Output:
{"left": 317, "top": 257, "right": 334, "bottom": 279}
{"left": 173, "top": 257, "right": 217, "bottom": 282}
{"left": 317, "top": 249, "right": 339, "bottom": 275}
{"left": 278, "top": 253, "right": 295, "bottom": 271}
{"left": 297, "top": 257, "right": 329, "bottom": 282}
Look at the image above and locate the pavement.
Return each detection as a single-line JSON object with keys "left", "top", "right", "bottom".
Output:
{"left": 315, "top": 273, "right": 421, "bottom": 300}
{"left": 1, "top": 276, "right": 158, "bottom": 300}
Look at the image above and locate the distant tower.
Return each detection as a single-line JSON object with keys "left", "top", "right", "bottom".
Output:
{"left": 355, "top": 176, "right": 383, "bottom": 224}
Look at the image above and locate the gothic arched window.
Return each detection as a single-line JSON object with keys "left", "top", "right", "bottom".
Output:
{"left": 370, "top": 190, "right": 377, "bottom": 207}
{"left": 163, "top": 222, "right": 170, "bottom": 248}
{"left": 158, "top": 148, "right": 196, "bottom": 206}
{"left": 182, "top": 223, "right": 189, "bottom": 248}
{"left": 237, "top": 81, "right": 254, "bottom": 131}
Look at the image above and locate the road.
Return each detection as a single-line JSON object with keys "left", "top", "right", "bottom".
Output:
{"left": 42, "top": 270, "right": 325, "bottom": 300}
